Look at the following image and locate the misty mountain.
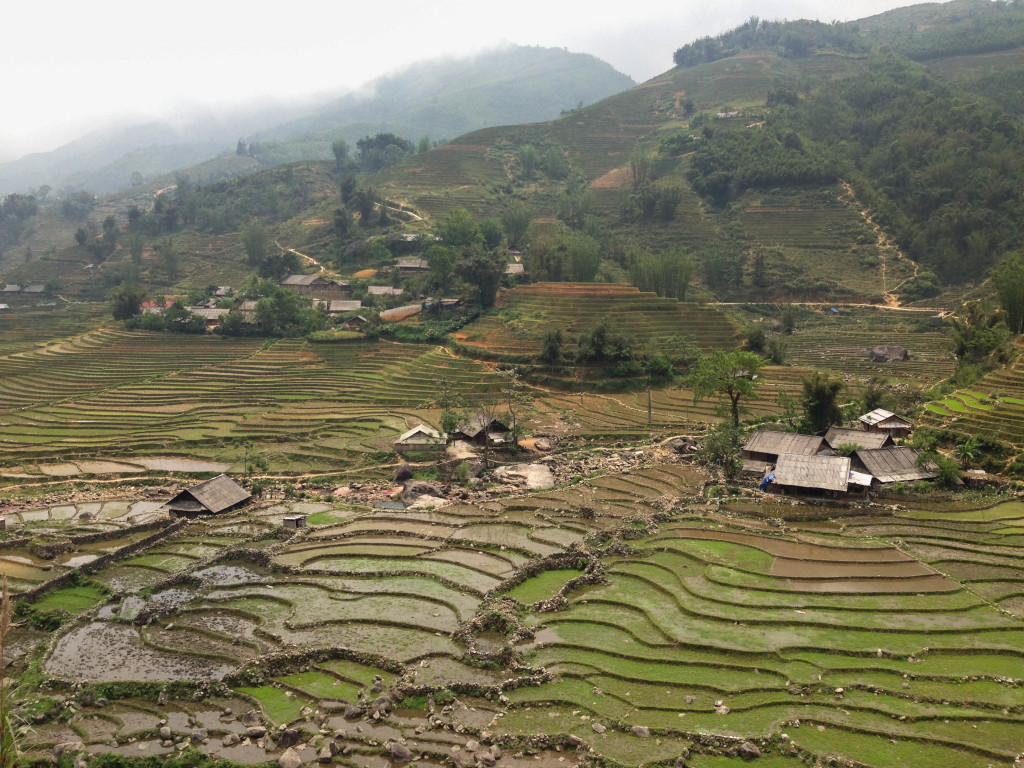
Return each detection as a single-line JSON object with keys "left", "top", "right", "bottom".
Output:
{"left": 0, "top": 45, "right": 632, "bottom": 198}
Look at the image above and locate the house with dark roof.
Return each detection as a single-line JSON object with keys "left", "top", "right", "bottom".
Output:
{"left": 453, "top": 413, "right": 511, "bottom": 446}
{"left": 824, "top": 427, "right": 895, "bottom": 452}
{"left": 279, "top": 274, "right": 351, "bottom": 300}
{"left": 859, "top": 408, "right": 912, "bottom": 439}
{"left": 164, "top": 474, "right": 251, "bottom": 519}
{"left": 395, "top": 258, "right": 429, "bottom": 274}
{"left": 853, "top": 446, "right": 938, "bottom": 485}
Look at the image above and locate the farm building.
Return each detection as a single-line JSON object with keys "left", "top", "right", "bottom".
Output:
{"left": 453, "top": 413, "right": 511, "bottom": 446}
{"left": 742, "top": 431, "right": 825, "bottom": 464}
{"left": 327, "top": 300, "right": 363, "bottom": 314}
{"left": 395, "top": 424, "right": 445, "bottom": 452}
{"left": 164, "top": 474, "right": 251, "bottom": 519}
{"left": 339, "top": 315, "right": 368, "bottom": 330}
{"left": 859, "top": 408, "right": 912, "bottom": 438}
{"left": 185, "top": 307, "right": 230, "bottom": 328}
{"left": 824, "top": 427, "right": 895, "bottom": 451}
{"left": 395, "top": 258, "right": 429, "bottom": 274}
{"left": 279, "top": 275, "right": 351, "bottom": 300}
{"left": 769, "top": 454, "right": 853, "bottom": 495}
{"left": 853, "top": 446, "right": 939, "bottom": 485}
{"left": 367, "top": 286, "right": 404, "bottom": 297}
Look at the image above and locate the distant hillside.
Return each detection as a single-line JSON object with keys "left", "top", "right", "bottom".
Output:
{"left": 0, "top": 46, "right": 632, "bottom": 198}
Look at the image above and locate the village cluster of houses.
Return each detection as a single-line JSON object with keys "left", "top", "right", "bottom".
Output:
{"left": 742, "top": 409, "right": 935, "bottom": 496}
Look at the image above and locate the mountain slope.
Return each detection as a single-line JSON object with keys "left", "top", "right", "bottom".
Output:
{"left": 0, "top": 46, "right": 632, "bottom": 198}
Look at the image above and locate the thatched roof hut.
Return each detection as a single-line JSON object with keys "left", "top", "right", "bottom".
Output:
{"left": 853, "top": 446, "right": 938, "bottom": 484}
{"left": 772, "top": 454, "right": 851, "bottom": 493}
{"left": 164, "top": 474, "right": 251, "bottom": 518}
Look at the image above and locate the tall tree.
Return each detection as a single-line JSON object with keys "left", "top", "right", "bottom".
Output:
{"left": 690, "top": 349, "right": 764, "bottom": 427}
{"left": 455, "top": 245, "right": 506, "bottom": 307}
{"left": 241, "top": 219, "right": 268, "bottom": 266}
{"left": 501, "top": 204, "right": 532, "bottom": 249}
{"left": 993, "top": 252, "right": 1024, "bottom": 334}
{"left": 436, "top": 207, "right": 481, "bottom": 247}
{"left": 801, "top": 371, "right": 845, "bottom": 433}
{"left": 518, "top": 144, "right": 540, "bottom": 178}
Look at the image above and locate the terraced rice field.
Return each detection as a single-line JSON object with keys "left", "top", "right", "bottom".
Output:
{"left": 922, "top": 342, "right": 1024, "bottom": 445}
{"left": 0, "top": 330, "right": 503, "bottom": 470}
{"left": 455, "top": 283, "right": 738, "bottom": 359}
{"left": 7, "top": 451, "right": 1024, "bottom": 767}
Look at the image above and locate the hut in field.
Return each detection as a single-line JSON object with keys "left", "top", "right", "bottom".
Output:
{"left": 769, "top": 453, "right": 852, "bottom": 496}
{"left": 453, "top": 413, "right": 511, "bottom": 446}
{"left": 853, "top": 446, "right": 939, "bottom": 485}
{"left": 164, "top": 474, "right": 251, "bottom": 519}
{"left": 395, "top": 424, "right": 445, "bottom": 452}
{"left": 858, "top": 408, "right": 912, "bottom": 439}
{"left": 824, "top": 427, "right": 895, "bottom": 452}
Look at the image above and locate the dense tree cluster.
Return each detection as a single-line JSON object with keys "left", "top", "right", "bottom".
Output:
{"left": 0, "top": 193, "right": 37, "bottom": 254}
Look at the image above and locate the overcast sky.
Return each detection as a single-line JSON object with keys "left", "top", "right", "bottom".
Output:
{"left": 2, "top": 0, "right": 917, "bottom": 163}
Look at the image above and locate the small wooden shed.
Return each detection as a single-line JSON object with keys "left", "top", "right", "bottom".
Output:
{"left": 164, "top": 474, "right": 251, "bottom": 519}
{"left": 858, "top": 408, "right": 912, "bottom": 439}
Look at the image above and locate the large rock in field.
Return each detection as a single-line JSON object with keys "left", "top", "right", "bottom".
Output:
{"left": 492, "top": 463, "right": 555, "bottom": 490}
{"left": 738, "top": 741, "right": 762, "bottom": 760}
{"left": 278, "top": 748, "right": 304, "bottom": 768}
{"left": 393, "top": 463, "right": 414, "bottom": 483}
{"left": 402, "top": 480, "right": 442, "bottom": 503}
{"left": 867, "top": 345, "right": 909, "bottom": 362}
{"left": 387, "top": 742, "right": 412, "bottom": 762}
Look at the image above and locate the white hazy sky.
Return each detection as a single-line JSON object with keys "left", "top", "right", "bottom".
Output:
{"left": 2, "top": 0, "right": 916, "bottom": 162}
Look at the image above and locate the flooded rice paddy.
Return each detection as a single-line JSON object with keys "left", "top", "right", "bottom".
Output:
{"left": 5, "top": 461, "right": 1024, "bottom": 768}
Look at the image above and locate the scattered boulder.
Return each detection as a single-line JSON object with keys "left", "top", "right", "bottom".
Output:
{"left": 738, "top": 741, "right": 762, "bottom": 760}
{"left": 402, "top": 480, "right": 442, "bottom": 503}
{"left": 667, "top": 437, "right": 697, "bottom": 455}
{"left": 246, "top": 725, "right": 267, "bottom": 739}
{"left": 343, "top": 704, "right": 364, "bottom": 719}
{"left": 630, "top": 725, "right": 651, "bottom": 738}
{"left": 591, "top": 722, "right": 606, "bottom": 734}
{"left": 393, "top": 464, "right": 414, "bottom": 483}
{"left": 317, "top": 746, "right": 333, "bottom": 763}
{"left": 278, "top": 747, "right": 303, "bottom": 768}
{"left": 159, "top": 726, "right": 172, "bottom": 740}
{"left": 278, "top": 728, "right": 300, "bottom": 749}
{"left": 492, "top": 463, "right": 555, "bottom": 490}
{"left": 533, "top": 438, "right": 552, "bottom": 452}
{"left": 867, "top": 345, "right": 909, "bottom": 363}
{"left": 387, "top": 742, "right": 412, "bottom": 762}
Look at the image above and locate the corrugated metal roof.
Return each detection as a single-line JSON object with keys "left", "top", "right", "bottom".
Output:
{"left": 367, "top": 286, "right": 403, "bottom": 296}
{"left": 855, "top": 447, "right": 938, "bottom": 483}
{"left": 328, "top": 300, "right": 362, "bottom": 312}
{"left": 824, "top": 427, "right": 893, "bottom": 450}
{"left": 165, "top": 474, "right": 250, "bottom": 514}
{"left": 773, "top": 454, "right": 851, "bottom": 492}
{"left": 744, "top": 431, "right": 824, "bottom": 457}
{"left": 280, "top": 274, "right": 321, "bottom": 286}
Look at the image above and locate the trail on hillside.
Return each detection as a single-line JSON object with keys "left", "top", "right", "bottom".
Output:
{"left": 275, "top": 240, "right": 323, "bottom": 274}
{"left": 839, "top": 181, "right": 920, "bottom": 306}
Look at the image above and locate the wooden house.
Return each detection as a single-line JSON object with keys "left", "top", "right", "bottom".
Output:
{"left": 164, "top": 474, "right": 251, "bottom": 519}
{"left": 367, "top": 286, "right": 404, "bottom": 298}
{"left": 742, "top": 431, "right": 825, "bottom": 464}
{"left": 395, "top": 424, "right": 445, "bottom": 452}
{"left": 824, "top": 427, "right": 894, "bottom": 451}
{"left": 395, "top": 258, "right": 429, "bottom": 275}
{"left": 769, "top": 454, "right": 852, "bottom": 495}
{"left": 853, "top": 446, "right": 938, "bottom": 485}
{"left": 453, "top": 413, "right": 511, "bottom": 446}
{"left": 279, "top": 274, "right": 351, "bottom": 300}
{"left": 858, "top": 408, "right": 912, "bottom": 439}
